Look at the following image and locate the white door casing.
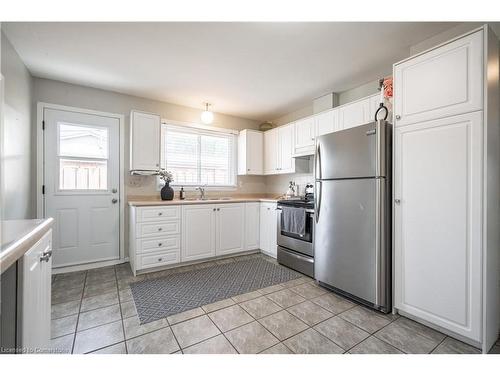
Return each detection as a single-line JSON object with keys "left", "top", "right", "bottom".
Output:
{"left": 44, "top": 108, "right": 121, "bottom": 268}
{"left": 394, "top": 112, "right": 483, "bottom": 341}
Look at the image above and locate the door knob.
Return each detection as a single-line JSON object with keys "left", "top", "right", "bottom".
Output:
{"left": 112, "top": 198, "right": 118, "bottom": 204}
{"left": 395, "top": 115, "right": 401, "bottom": 120}
{"left": 112, "top": 188, "right": 117, "bottom": 193}
{"left": 395, "top": 199, "right": 401, "bottom": 204}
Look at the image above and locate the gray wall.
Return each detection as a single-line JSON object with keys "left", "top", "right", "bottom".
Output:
{"left": 1, "top": 31, "right": 34, "bottom": 220}
{"left": 32, "top": 77, "right": 266, "bottom": 199}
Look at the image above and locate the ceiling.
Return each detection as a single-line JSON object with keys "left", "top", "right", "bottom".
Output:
{"left": 3, "top": 22, "right": 464, "bottom": 121}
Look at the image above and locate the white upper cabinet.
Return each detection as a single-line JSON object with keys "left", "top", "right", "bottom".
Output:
{"left": 393, "top": 30, "right": 483, "bottom": 127}
{"left": 278, "top": 123, "right": 295, "bottom": 173}
{"left": 238, "top": 129, "right": 263, "bottom": 175}
{"left": 394, "top": 112, "right": 483, "bottom": 341}
{"left": 315, "top": 108, "right": 338, "bottom": 137}
{"left": 294, "top": 117, "right": 315, "bottom": 155}
{"left": 130, "top": 110, "right": 161, "bottom": 171}
{"left": 264, "top": 124, "right": 296, "bottom": 175}
{"left": 338, "top": 97, "right": 371, "bottom": 130}
{"left": 216, "top": 203, "right": 245, "bottom": 256}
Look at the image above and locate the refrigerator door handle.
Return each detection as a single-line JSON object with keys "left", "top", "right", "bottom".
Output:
{"left": 315, "top": 142, "right": 322, "bottom": 180}
{"left": 315, "top": 181, "right": 322, "bottom": 223}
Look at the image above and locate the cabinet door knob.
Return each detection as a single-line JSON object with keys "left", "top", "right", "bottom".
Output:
{"left": 213, "top": 208, "right": 216, "bottom": 211}
{"left": 158, "top": 227, "right": 163, "bottom": 231}
{"left": 158, "top": 212, "right": 163, "bottom": 216}
{"left": 395, "top": 115, "right": 401, "bottom": 120}
{"left": 158, "top": 258, "right": 163, "bottom": 262}
{"left": 395, "top": 199, "right": 401, "bottom": 204}
{"left": 158, "top": 243, "right": 162, "bottom": 246}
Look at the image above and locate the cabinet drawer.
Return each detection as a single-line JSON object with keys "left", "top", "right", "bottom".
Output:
{"left": 136, "top": 221, "right": 180, "bottom": 238}
{"left": 136, "top": 235, "right": 180, "bottom": 254}
{"left": 137, "top": 206, "right": 180, "bottom": 222}
{"left": 138, "top": 250, "right": 180, "bottom": 269}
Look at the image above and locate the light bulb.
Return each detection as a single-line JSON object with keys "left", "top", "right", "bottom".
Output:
{"left": 201, "top": 103, "right": 214, "bottom": 124}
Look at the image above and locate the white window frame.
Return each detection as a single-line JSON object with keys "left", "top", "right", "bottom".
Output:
{"left": 159, "top": 120, "right": 238, "bottom": 190}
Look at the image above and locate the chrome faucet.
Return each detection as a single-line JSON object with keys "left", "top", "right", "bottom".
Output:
{"left": 196, "top": 186, "right": 206, "bottom": 200}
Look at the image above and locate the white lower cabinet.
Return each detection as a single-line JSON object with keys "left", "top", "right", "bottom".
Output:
{"left": 22, "top": 230, "right": 52, "bottom": 352}
{"left": 394, "top": 112, "right": 483, "bottom": 342}
{"left": 129, "top": 206, "right": 182, "bottom": 275}
{"left": 259, "top": 202, "right": 277, "bottom": 258}
{"left": 244, "top": 202, "right": 260, "bottom": 250}
{"left": 181, "top": 204, "right": 216, "bottom": 262}
{"left": 215, "top": 203, "right": 245, "bottom": 256}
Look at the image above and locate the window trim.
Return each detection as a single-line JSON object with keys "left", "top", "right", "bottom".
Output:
{"left": 159, "top": 120, "right": 238, "bottom": 189}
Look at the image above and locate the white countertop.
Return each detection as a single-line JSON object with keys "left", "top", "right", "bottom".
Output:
{"left": 0, "top": 218, "right": 54, "bottom": 274}
{"left": 128, "top": 196, "right": 280, "bottom": 207}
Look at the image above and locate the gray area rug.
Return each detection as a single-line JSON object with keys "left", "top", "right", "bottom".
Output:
{"left": 130, "top": 258, "right": 302, "bottom": 324}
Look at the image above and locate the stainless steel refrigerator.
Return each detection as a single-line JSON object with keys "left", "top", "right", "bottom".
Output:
{"left": 314, "top": 120, "right": 392, "bottom": 313}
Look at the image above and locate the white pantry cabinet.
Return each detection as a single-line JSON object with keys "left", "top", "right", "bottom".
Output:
{"left": 215, "top": 203, "right": 245, "bottom": 256}
{"left": 394, "top": 112, "right": 483, "bottom": 341}
{"left": 238, "top": 129, "right": 263, "bottom": 175}
{"left": 22, "top": 230, "right": 52, "bottom": 352}
{"left": 130, "top": 110, "right": 161, "bottom": 172}
{"left": 259, "top": 202, "right": 277, "bottom": 258}
{"left": 393, "top": 30, "right": 483, "bottom": 127}
{"left": 393, "top": 26, "right": 499, "bottom": 352}
{"left": 244, "top": 202, "right": 260, "bottom": 250}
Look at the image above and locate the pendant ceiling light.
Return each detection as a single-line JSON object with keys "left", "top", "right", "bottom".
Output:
{"left": 200, "top": 103, "right": 214, "bottom": 125}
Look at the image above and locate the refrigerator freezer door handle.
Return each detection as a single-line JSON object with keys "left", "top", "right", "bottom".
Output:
{"left": 315, "top": 181, "right": 322, "bottom": 223}
{"left": 315, "top": 142, "right": 321, "bottom": 180}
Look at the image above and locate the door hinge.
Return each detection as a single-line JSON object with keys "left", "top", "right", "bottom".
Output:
{"left": 42, "top": 185, "right": 45, "bottom": 195}
{"left": 42, "top": 120, "right": 45, "bottom": 130}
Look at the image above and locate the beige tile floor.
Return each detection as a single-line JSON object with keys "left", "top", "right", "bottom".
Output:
{"left": 49, "top": 253, "right": 499, "bottom": 354}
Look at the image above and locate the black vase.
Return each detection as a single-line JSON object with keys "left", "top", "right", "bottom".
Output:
{"left": 160, "top": 182, "right": 174, "bottom": 200}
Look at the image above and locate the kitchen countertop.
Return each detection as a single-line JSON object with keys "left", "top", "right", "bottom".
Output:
{"left": 128, "top": 195, "right": 281, "bottom": 207}
{"left": 0, "top": 218, "right": 54, "bottom": 274}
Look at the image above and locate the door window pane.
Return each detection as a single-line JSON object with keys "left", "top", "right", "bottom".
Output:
{"left": 59, "top": 123, "right": 108, "bottom": 159}
{"left": 59, "top": 159, "right": 108, "bottom": 190}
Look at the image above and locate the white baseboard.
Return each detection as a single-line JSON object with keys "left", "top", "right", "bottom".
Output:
{"left": 52, "top": 258, "right": 129, "bottom": 275}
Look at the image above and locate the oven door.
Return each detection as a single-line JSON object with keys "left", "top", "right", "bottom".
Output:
{"left": 276, "top": 207, "right": 314, "bottom": 257}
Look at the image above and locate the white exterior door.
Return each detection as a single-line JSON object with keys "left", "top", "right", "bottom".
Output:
{"left": 44, "top": 108, "right": 120, "bottom": 268}
{"left": 393, "top": 30, "right": 483, "bottom": 127}
{"left": 215, "top": 203, "right": 245, "bottom": 256}
{"left": 182, "top": 204, "right": 216, "bottom": 261}
{"left": 394, "top": 112, "right": 483, "bottom": 341}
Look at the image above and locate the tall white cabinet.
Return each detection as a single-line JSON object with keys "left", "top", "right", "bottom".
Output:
{"left": 393, "top": 26, "right": 499, "bottom": 352}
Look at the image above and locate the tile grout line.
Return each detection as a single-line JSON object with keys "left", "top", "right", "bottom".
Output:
{"left": 114, "top": 265, "right": 129, "bottom": 354}
{"left": 204, "top": 312, "right": 240, "bottom": 354}
{"left": 70, "top": 270, "right": 87, "bottom": 354}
